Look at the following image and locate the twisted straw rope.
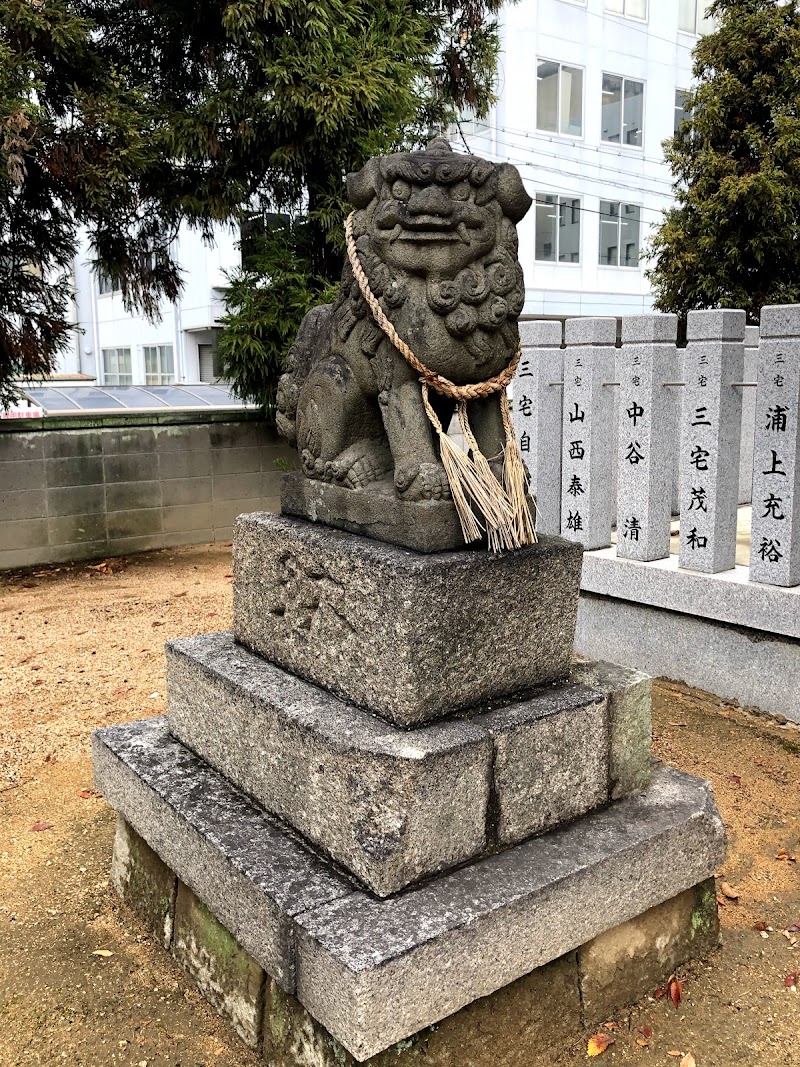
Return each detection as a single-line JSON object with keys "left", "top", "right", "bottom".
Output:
{"left": 344, "top": 213, "right": 522, "bottom": 400}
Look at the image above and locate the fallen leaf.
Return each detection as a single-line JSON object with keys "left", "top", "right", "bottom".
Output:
{"left": 78, "top": 789, "right": 102, "bottom": 799}
{"left": 174, "top": 591, "right": 187, "bottom": 597}
{"left": 587, "top": 1032, "right": 614, "bottom": 1056}
{"left": 715, "top": 894, "right": 728, "bottom": 907}
{"left": 776, "top": 849, "right": 798, "bottom": 862}
{"left": 92, "top": 949, "right": 114, "bottom": 958}
{"left": 603, "top": 1021, "right": 620, "bottom": 1031}
{"left": 785, "top": 971, "right": 799, "bottom": 990}
{"left": 667, "top": 1054, "right": 683, "bottom": 1059}
{"left": 719, "top": 881, "right": 740, "bottom": 900}
{"left": 635, "top": 1037, "right": 649, "bottom": 1047}
{"left": 151, "top": 621, "right": 164, "bottom": 627}
{"left": 112, "top": 685, "right": 134, "bottom": 695}
{"left": 680, "top": 1056, "right": 696, "bottom": 1067}
{"left": 668, "top": 722, "right": 687, "bottom": 727}
{"left": 666, "top": 974, "right": 683, "bottom": 1009}
{"left": 786, "top": 923, "right": 800, "bottom": 933}
{"left": 753, "top": 921, "right": 768, "bottom": 931}
{"left": 727, "top": 774, "right": 741, "bottom": 785}
{"left": 29, "top": 821, "right": 53, "bottom": 832}
{"left": 638, "top": 1026, "right": 653, "bottom": 1039}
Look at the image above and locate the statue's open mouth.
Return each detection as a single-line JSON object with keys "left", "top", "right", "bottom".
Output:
{"left": 384, "top": 218, "right": 476, "bottom": 244}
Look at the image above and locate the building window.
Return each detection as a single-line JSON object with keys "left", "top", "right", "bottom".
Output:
{"left": 601, "top": 74, "right": 644, "bottom": 148}
{"left": 674, "top": 89, "right": 692, "bottom": 136}
{"left": 679, "top": 0, "right": 714, "bottom": 34}
{"left": 605, "top": 0, "right": 647, "bottom": 19}
{"left": 102, "top": 347, "right": 133, "bottom": 385}
{"left": 144, "top": 344, "right": 175, "bottom": 385}
{"left": 535, "top": 194, "right": 581, "bottom": 263}
{"left": 97, "top": 271, "right": 117, "bottom": 296}
{"left": 599, "top": 202, "right": 641, "bottom": 268}
{"left": 537, "top": 60, "right": 583, "bottom": 138}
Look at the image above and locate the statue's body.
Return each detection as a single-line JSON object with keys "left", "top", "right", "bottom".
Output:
{"left": 276, "top": 138, "right": 531, "bottom": 502}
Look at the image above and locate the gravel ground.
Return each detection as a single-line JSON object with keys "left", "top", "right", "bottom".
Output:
{"left": 0, "top": 544, "right": 798, "bottom": 1066}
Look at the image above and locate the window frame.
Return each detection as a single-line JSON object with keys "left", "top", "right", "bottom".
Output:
{"left": 143, "top": 343, "right": 176, "bottom": 385}
{"left": 674, "top": 88, "right": 692, "bottom": 137}
{"left": 600, "top": 72, "right": 645, "bottom": 151}
{"left": 604, "top": 0, "right": 648, "bottom": 21}
{"left": 598, "top": 201, "right": 642, "bottom": 270}
{"left": 535, "top": 192, "right": 583, "bottom": 265}
{"left": 97, "top": 270, "right": 118, "bottom": 297}
{"left": 678, "top": 0, "right": 714, "bottom": 35}
{"left": 536, "top": 58, "right": 585, "bottom": 140}
{"left": 102, "top": 347, "right": 133, "bottom": 385}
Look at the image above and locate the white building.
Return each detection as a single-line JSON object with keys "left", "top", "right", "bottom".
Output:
{"left": 457, "top": 0, "right": 713, "bottom": 317}
{"left": 64, "top": 223, "right": 240, "bottom": 386}
{"left": 60, "top": 0, "right": 713, "bottom": 384}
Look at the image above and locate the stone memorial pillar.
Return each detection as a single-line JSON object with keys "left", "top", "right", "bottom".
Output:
{"left": 560, "top": 317, "right": 617, "bottom": 550}
{"left": 749, "top": 305, "right": 800, "bottom": 586}
{"left": 739, "top": 324, "right": 760, "bottom": 505}
{"left": 92, "top": 142, "right": 725, "bottom": 1067}
{"left": 513, "top": 320, "right": 563, "bottom": 536}
{"left": 678, "top": 309, "right": 745, "bottom": 573}
{"left": 616, "top": 314, "right": 678, "bottom": 562}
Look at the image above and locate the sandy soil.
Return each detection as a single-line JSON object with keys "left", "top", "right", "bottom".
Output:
{"left": 0, "top": 545, "right": 798, "bottom": 1066}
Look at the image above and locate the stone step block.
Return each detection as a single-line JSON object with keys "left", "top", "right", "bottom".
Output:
{"left": 166, "top": 631, "right": 612, "bottom": 895}
{"left": 232, "top": 512, "right": 583, "bottom": 726}
{"left": 166, "top": 632, "right": 492, "bottom": 897}
{"left": 93, "top": 717, "right": 724, "bottom": 1061}
{"left": 93, "top": 716, "right": 353, "bottom": 991}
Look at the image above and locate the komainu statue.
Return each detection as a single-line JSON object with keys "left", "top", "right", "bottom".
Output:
{"left": 276, "top": 137, "right": 535, "bottom": 550}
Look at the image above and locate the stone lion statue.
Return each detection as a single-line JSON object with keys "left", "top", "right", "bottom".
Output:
{"left": 276, "top": 137, "right": 531, "bottom": 504}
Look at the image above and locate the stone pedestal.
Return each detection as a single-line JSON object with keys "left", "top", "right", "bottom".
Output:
{"left": 94, "top": 510, "right": 725, "bottom": 1064}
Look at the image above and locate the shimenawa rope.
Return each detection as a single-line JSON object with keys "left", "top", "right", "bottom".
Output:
{"left": 345, "top": 212, "right": 536, "bottom": 551}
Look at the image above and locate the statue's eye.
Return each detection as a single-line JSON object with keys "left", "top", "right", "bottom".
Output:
{"left": 450, "top": 182, "right": 470, "bottom": 201}
{"left": 392, "top": 180, "right": 411, "bottom": 201}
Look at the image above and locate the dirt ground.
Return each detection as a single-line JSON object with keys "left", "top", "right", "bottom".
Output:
{"left": 0, "top": 544, "right": 798, "bottom": 1067}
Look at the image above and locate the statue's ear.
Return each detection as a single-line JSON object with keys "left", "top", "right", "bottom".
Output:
{"left": 347, "top": 158, "right": 381, "bottom": 209}
{"left": 494, "top": 164, "right": 532, "bottom": 223}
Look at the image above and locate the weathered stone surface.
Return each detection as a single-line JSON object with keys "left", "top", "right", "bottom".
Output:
{"left": 578, "top": 878, "right": 719, "bottom": 1023}
{"left": 473, "top": 684, "right": 609, "bottom": 843}
{"left": 570, "top": 659, "right": 652, "bottom": 799}
{"left": 262, "top": 953, "right": 582, "bottom": 1067}
{"left": 93, "top": 717, "right": 353, "bottom": 991}
{"left": 280, "top": 472, "right": 469, "bottom": 553}
{"left": 576, "top": 587, "right": 800, "bottom": 725}
{"left": 233, "top": 512, "right": 582, "bottom": 726}
{"left": 275, "top": 139, "right": 531, "bottom": 549}
{"left": 111, "top": 815, "right": 176, "bottom": 949}
{"left": 166, "top": 632, "right": 492, "bottom": 897}
{"left": 294, "top": 766, "right": 725, "bottom": 1059}
{"left": 678, "top": 309, "right": 745, "bottom": 573}
{"left": 172, "top": 882, "right": 265, "bottom": 1048}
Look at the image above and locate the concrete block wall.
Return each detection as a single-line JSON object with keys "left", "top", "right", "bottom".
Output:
{"left": 0, "top": 418, "right": 297, "bottom": 570}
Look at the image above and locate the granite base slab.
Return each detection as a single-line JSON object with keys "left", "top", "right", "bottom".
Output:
{"left": 232, "top": 512, "right": 583, "bottom": 726}
{"left": 113, "top": 822, "right": 718, "bottom": 1067}
{"left": 166, "top": 632, "right": 612, "bottom": 895}
{"left": 93, "top": 716, "right": 725, "bottom": 1060}
{"left": 280, "top": 472, "right": 470, "bottom": 553}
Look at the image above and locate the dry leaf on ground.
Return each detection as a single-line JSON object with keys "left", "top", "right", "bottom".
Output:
{"left": 29, "top": 821, "right": 53, "bottom": 832}
{"left": 680, "top": 1055, "right": 696, "bottom": 1067}
{"left": 91, "top": 949, "right": 114, "bottom": 958}
{"left": 587, "top": 1032, "right": 614, "bottom": 1056}
{"left": 719, "top": 881, "right": 740, "bottom": 900}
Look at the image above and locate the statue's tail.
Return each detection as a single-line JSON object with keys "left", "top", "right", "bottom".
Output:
{"left": 276, "top": 303, "right": 334, "bottom": 447}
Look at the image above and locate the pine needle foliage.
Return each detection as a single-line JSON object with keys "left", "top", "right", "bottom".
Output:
{"left": 647, "top": 0, "right": 800, "bottom": 324}
{"left": 0, "top": 0, "right": 507, "bottom": 407}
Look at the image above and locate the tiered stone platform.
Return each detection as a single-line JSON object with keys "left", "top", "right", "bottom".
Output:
{"left": 94, "top": 511, "right": 726, "bottom": 1064}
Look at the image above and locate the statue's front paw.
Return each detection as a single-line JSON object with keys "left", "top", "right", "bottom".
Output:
{"left": 395, "top": 462, "right": 451, "bottom": 501}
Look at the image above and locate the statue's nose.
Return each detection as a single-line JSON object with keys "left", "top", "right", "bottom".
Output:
{"left": 407, "top": 184, "right": 452, "bottom": 217}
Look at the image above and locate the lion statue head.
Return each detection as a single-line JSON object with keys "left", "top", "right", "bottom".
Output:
{"left": 338, "top": 138, "right": 532, "bottom": 382}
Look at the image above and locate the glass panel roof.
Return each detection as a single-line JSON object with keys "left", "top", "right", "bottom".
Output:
{"left": 20, "top": 384, "right": 250, "bottom": 415}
